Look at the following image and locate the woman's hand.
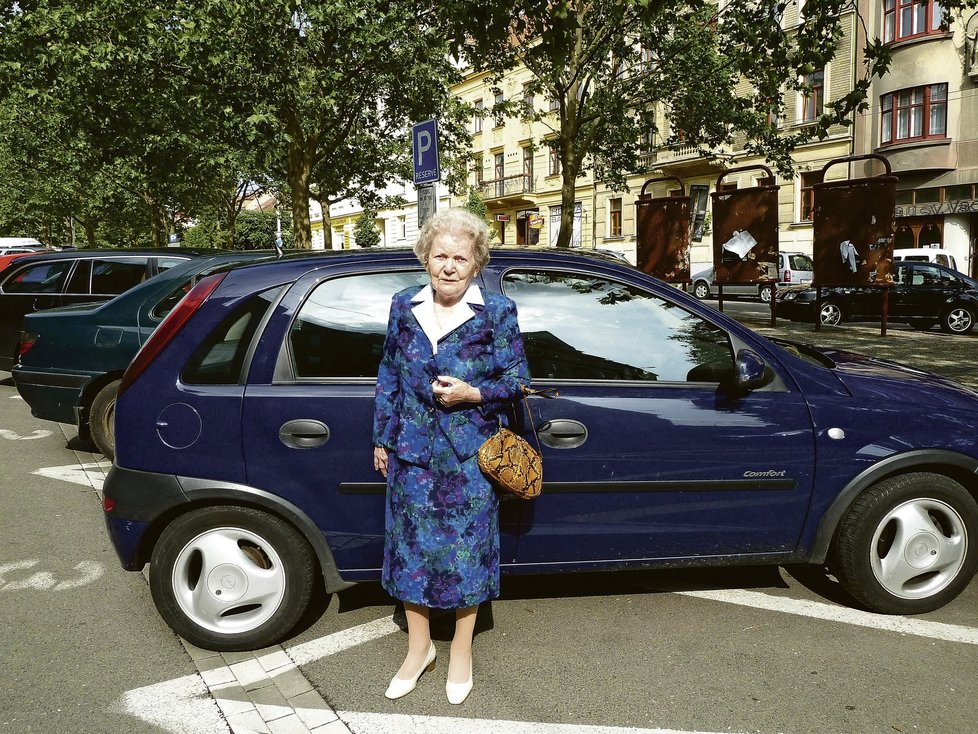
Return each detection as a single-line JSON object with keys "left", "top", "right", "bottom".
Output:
{"left": 432, "top": 375, "right": 481, "bottom": 408}
{"left": 373, "top": 446, "right": 389, "bottom": 478}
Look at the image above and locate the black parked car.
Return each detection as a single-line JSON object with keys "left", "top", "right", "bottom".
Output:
{"left": 12, "top": 252, "right": 273, "bottom": 457}
{"left": 778, "top": 261, "right": 978, "bottom": 334}
{"left": 0, "top": 249, "right": 207, "bottom": 371}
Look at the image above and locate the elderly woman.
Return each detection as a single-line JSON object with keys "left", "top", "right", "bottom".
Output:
{"left": 373, "top": 209, "right": 530, "bottom": 704}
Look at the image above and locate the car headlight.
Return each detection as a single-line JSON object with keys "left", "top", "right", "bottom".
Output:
{"left": 783, "top": 291, "right": 797, "bottom": 301}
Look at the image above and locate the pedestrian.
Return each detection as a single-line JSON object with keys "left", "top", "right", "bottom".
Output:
{"left": 372, "top": 208, "right": 530, "bottom": 704}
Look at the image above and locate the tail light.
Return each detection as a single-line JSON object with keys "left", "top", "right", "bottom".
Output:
{"left": 118, "top": 272, "right": 227, "bottom": 396}
{"left": 17, "top": 331, "right": 38, "bottom": 360}
{"left": 784, "top": 268, "right": 791, "bottom": 283}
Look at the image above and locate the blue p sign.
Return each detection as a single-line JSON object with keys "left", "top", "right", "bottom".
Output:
{"left": 412, "top": 119, "right": 440, "bottom": 185}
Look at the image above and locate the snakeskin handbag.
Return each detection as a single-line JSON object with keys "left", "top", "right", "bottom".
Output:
{"left": 478, "top": 386, "right": 557, "bottom": 500}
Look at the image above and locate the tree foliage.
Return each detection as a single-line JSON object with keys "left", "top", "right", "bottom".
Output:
{"left": 440, "top": 0, "right": 973, "bottom": 247}
{"left": 353, "top": 207, "right": 381, "bottom": 248}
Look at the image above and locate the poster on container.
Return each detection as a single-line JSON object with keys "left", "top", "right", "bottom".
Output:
{"left": 634, "top": 177, "right": 691, "bottom": 283}
{"left": 710, "top": 167, "right": 780, "bottom": 286}
{"left": 812, "top": 156, "right": 897, "bottom": 287}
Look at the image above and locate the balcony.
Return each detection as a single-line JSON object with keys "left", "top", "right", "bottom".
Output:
{"left": 638, "top": 144, "right": 729, "bottom": 177}
{"left": 477, "top": 174, "right": 536, "bottom": 207}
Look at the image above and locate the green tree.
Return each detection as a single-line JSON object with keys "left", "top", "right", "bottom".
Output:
{"left": 185, "top": 0, "right": 473, "bottom": 250}
{"left": 353, "top": 208, "right": 381, "bottom": 248}
{"left": 462, "top": 189, "right": 495, "bottom": 239}
{"left": 440, "top": 0, "right": 971, "bottom": 248}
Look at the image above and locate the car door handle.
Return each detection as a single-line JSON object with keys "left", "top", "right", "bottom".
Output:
{"left": 536, "top": 419, "right": 587, "bottom": 449}
{"left": 279, "top": 419, "right": 330, "bottom": 449}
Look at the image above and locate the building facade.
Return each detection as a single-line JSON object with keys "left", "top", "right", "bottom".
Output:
{"left": 854, "top": 0, "right": 978, "bottom": 277}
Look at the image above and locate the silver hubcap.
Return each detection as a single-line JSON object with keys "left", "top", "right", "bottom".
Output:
{"left": 695, "top": 284, "right": 709, "bottom": 298}
{"left": 946, "top": 308, "right": 972, "bottom": 333}
{"left": 171, "top": 527, "right": 287, "bottom": 634}
{"left": 760, "top": 287, "right": 772, "bottom": 303}
{"left": 820, "top": 304, "right": 842, "bottom": 325}
{"left": 870, "top": 498, "right": 968, "bottom": 599}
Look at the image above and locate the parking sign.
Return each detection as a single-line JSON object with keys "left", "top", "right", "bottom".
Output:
{"left": 412, "top": 119, "right": 440, "bottom": 185}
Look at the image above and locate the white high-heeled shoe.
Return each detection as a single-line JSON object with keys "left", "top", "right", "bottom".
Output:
{"left": 385, "top": 642, "right": 437, "bottom": 700}
{"left": 445, "top": 658, "right": 473, "bottom": 705}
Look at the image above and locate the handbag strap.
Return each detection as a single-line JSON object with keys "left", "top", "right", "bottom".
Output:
{"left": 519, "top": 385, "right": 559, "bottom": 455}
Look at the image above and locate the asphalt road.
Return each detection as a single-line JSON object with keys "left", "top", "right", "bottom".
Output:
{"left": 3, "top": 318, "right": 978, "bottom": 734}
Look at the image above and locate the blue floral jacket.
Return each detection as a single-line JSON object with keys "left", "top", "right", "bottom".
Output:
{"left": 373, "top": 285, "right": 531, "bottom": 467}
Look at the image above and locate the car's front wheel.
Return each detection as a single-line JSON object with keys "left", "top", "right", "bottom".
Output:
{"left": 833, "top": 472, "right": 978, "bottom": 614}
{"left": 819, "top": 301, "right": 845, "bottom": 326}
{"left": 692, "top": 281, "right": 711, "bottom": 300}
{"left": 939, "top": 305, "right": 975, "bottom": 335}
{"left": 150, "top": 506, "right": 317, "bottom": 651}
{"left": 759, "top": 285, "right": 774, "bottom": 304}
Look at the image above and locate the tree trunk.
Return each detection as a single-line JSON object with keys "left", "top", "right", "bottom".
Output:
{"left": 321, "top": 201, "right": 334, "bottom": 250}
{"left": 144, "top": 193, "right": 167, "bottom": 249}
{"left": 287, "top": 140, "right": 314, "bottom": 249}
{"left": 81, "top": 217, "right": 98, "bottom": 248}
{"left": 555, "top": 133, "right": 578, "bottom": 249}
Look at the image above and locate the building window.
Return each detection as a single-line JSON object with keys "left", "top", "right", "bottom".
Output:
{"left": 548, "top": 146, "right": 561, "bottom": 176}
{"left": 800, "top": 172, "right": 821, "bottom": 221}
{"left": 473, "top": 99, "right": 483, "bottom": 134}
{"left": 494, "top": 152, "right": 505, "bottom": 197}
{"left": 801, "top": 70, "right": 824, "bottom": 122}
{"left": 549, "top": 94, "right": 559, "bottom": 112}
{"left": 881, "top": 84, "right": 947, "bottom": 145}
{"left": 494, "top": 92, "right": 505, "bottom": 127}
{"left": 398, "top": 216, "right": 406, "bottom": 241}
{"left": 472, "top": 153, "right": 483, "bottom": 186}
{"left": 608, "top": 198, "right": 622, "bottom": 237}
{"left": 522, "top": 147, "right": 533, "bottom": 188}
{"left": 522, "top": 86, "right": 535, "bottom": 114}
{"left": 883, "top": 0, "right": 944, "bottom": 43}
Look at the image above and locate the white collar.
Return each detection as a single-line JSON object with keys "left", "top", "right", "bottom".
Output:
{"left": 411, "top": 284, "right": 483, "bottom": 353}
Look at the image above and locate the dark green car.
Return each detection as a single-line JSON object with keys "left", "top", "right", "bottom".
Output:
{"left": 11, "top": 252, "right": 273, "bottom": 458}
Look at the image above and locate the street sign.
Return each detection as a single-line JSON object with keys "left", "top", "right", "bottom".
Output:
{"left": 418, "top": 183, "right": 437, "bottom": 227}
{"left": 412, "top": 120, "right": 440, "bottom": 185}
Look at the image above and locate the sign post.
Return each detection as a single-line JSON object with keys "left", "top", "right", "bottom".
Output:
{"left": 413, "top": 120, "right": 440, "bottom": 228}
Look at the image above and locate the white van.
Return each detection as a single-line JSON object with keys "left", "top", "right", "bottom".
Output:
{"left": 0, "top": 237, "right": 44, "bottom": 256}
{"left": 893, "top": 248, "right": 957, "bottom": 271}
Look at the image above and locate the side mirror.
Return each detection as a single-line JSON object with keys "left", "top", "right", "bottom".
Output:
{"left": 731, "top": 348, "right": 773, "bottom": 392}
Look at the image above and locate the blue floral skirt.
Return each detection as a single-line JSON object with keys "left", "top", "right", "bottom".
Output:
{"left": 382, "top": 428, "right": 500, "bottom": 609}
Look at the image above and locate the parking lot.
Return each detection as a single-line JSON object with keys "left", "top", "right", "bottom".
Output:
{"left": 3, "top": 318, "right": 978, "bottom": 734}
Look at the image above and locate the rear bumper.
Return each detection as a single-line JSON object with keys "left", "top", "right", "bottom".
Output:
{"left": 12, "top": 367, "right": 92, "bottom": 425}
{"left": 102, "top": 465, "right": 191, "bottom": 570}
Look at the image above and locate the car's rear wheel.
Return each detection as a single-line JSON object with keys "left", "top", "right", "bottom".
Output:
{"left": 759, "top": 285, "right": 774, "bottom": 304}
{"left": 88, "top": 379, "right": 120, "bottom": 460}
{"left": 692, "top": 281, "right": 711, "bottom": 300}
{"left": 818, "top": 301, "right": 845, "bottom": 326}
{"left": 150, "top": 506, "right": 317, "bottom": 651}
{"left": 833, "top": 472, "right": 978, "bottom": 614}
{"left": 939, "top": 305, "right": 975, "bottom": 335}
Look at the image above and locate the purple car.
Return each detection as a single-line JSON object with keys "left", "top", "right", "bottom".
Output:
{"left": 102, "top": 247, "right": 978, "bottom": 651}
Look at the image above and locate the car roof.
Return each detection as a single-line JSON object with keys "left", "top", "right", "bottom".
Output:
{"left": 1, "top": 247, "right": 224, "bottom": 265}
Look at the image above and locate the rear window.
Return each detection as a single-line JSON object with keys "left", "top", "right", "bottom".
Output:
{"left": 1, "top": 261, "right": 72, "bottom": 293}
{"left": 181, "top": 287, "right": 282, "bottom": 385}
{"left": 786, "top": 254, "right": 813, "bottom": 271}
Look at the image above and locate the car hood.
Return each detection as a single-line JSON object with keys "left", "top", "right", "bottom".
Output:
{"left": 813, "top": 344, "right": 978, "bottom": 408}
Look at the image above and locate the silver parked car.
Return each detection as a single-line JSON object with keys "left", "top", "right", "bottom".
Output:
{"left": 692, "top": 251, "right": 814, "bottom": 303}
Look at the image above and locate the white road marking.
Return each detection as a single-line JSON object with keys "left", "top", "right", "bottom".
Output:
{"left": 288, "top": 613, "right": 402, "bottom": 665}
{"left": 0, "top": 428, "right": 52, "bottom": 440}
{"left": 32, "top": 461, "right": 111, "bottom": 490}
{"left": 680, "top": 589, "right": 978, "bottom": 645}
{"left": 116, "top": 673, "right": 225, "bottom": 734}
{"left": 339, "top": 712, "right": 730, "bottom": 734}
{"left": 0, "top": 559, "right": 104, "bottom": 591}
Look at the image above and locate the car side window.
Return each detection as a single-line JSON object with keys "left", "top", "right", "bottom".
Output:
{"left": 503, "top": 270, "right": 734, "bottom": 382}
{"left": 1, "top": 261, "right": 72, "bottom": 294}
{"left": 91, "top": 258, "right": 150, "bottom": 295}
{"left": 65, "top": 261, "right": 92, "bottom": 294}
{"left": 155, "top": 257, "right": 188, "bottom": 272}
{"left": 182, "top": 287, "right": 283, "bottom": 385}
{"left": 290, "top": 270, "right": 428, "bottom": 379}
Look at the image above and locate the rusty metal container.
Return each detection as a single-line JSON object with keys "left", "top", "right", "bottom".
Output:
{"left": 634, "top": 176, "right": 691, "bottom": 283}
{"left": 812, "top": 155, "right": 897, "bottom": 287}
{"left": 710, "top": 166, "right": 780, "bottom": 285}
